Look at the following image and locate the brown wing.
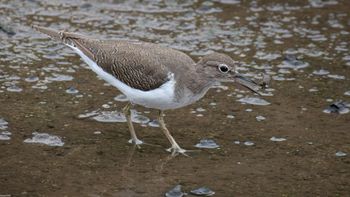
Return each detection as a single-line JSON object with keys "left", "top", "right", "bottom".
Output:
{"left": 33, "top": 25, "right": 194, "bottom": 91}
{"left": 73, "top": 38, "right": 174, "bottom": 91}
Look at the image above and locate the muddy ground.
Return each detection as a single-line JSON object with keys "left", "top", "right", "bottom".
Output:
{"left": 0, "top": 0, "right": 350, "bottom": 196}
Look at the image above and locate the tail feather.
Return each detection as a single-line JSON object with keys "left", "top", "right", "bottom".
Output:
{"left": 32, "top": 25, "right": 87, "bottom": 44}
{"left": 32, "top": 25, "right": 96, "bottom": 61}
{"left": 32, "top": 25, "right": 64, "bottom": 41}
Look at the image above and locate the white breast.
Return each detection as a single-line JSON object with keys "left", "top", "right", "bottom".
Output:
{"left": 69, "top": 45, "right": 184, "bottom": 110}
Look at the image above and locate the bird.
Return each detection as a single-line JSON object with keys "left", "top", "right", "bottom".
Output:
{"left": 33, "top": 25, "right": 266, "bottom": 155}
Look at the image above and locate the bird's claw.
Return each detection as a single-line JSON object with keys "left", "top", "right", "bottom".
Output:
{"left": 166, "top": 146, "right": 200, "bottom": 157}
{"left": 128, "top": 138, "right": 144, "bottom": 148}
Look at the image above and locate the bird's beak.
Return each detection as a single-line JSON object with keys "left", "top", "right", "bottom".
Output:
{"left": 234, "top": 73, "right": 263, "bottom": 95}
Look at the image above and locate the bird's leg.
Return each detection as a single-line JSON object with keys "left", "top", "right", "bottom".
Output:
{"left": 158, "top": 110, "right": 187, "bottom": 156}
{"left": 123, "top": 102, "right": 143, "bottom": 146}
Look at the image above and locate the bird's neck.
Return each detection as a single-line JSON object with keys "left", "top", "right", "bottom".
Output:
{"left": 187, "top": 64, "right": 216, "bottom": 94}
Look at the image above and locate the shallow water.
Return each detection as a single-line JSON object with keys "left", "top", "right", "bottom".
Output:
{"left": 0, "top": 0, "right": 349, "bottom": 196}
{"left": 24, "top": 132, "right": 65, "bottom": 147}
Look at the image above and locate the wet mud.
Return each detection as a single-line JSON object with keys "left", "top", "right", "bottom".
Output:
{"left": 0, "top": 0, "right": 350, "bottom": 196}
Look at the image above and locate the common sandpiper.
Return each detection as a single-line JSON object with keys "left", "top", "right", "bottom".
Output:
{"left": 33, "top": 25, "right": 267, "bottom": 156}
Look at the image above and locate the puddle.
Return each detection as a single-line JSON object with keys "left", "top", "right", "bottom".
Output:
{"left": 46, "top": 73, "right": 73, "bottom": 82}
{"left": 238, "top": 97, "right": 270, "bottom": 106}
{"left": 190, "top": 187, "right": 215, "bottom": 196}
{"left": 84, "top": 110, "right": 151, "bottom": 124}
{"left": 24, "top": 132, "right": 64, "bottom": 146}
{"left": 165, "top": 185, "right": 185, "bottom": 197}
{"left": 0, "top": 133, "right": 11, "bottom": 140}
{"left": 308, "top": 87, "right": 319, "bottom": 92}
{"left": 335, "top": 151, "right": 347, "bottom": 157}
{"left": 278, "top": 54, "right": 309, "bottom": 70}
{"left": 323, "top": 101, "right": 349, "bottom": 114}
{"left": 226, "top": 115, "right": 235, "bottom": 119}
{"left": 0, "top": 118, "right": 10, "bottom": 140}
{"left": 25, "top": 76, "right": 39, "bottom": 82}
{"left": 244, "top": 141, "right": 255, "bottom": 146}
{"left": 327, "top": 74, "right": 345, "bottom": 80}
{"left": 66, "top": 86, "right": 79, "bottom": 94}
{"left": 195, "top": 139, "right": 220, "bottom": 149}
{"left": 270, "top": 137, "right": 287, "bottom": 142}
{"left": 196, "top": 107, "right": 206, "bottom": 112}
{"left": 78, "top": 110, "right": 100, "bottom": 119}
{"left": 256, "top": 115, "right": 266, "bottom": 121}
{"left": 312, "top": 69, "right": 330, "bottom": 75}
{"left": 6, "top": 85, "right": 23, "bottom": 92}
{"left": 148, "top": 119, "right": 160, "bottom": 127}
{"left": 92, "top": 111, "right": 127, "bottom": 123}
{"left": 102, "top": 104, "right": 111, "bottom": 109}
{"left": 0, "top": 118, "right": 9, "bottom": 129}
{"left": 233, "top": 140, "right": 240, "bottom": 145}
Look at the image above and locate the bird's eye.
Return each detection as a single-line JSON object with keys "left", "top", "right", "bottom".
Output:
{"left": 218, "top": 64, "right": 229, "bottom": 73}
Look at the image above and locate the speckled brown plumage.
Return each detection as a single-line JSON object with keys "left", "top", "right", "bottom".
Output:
{"left": 33, "top": 25, "right": 263, "bottom": 102}
{"left": 33, "top": 25, "right": 198, "bottom": 91}
{"left": 32, "top": 25, "right": 265, "bottom": 154}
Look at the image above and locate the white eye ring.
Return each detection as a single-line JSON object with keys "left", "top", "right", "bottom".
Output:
{"left": 218, "top": 64, "right": 229, "bottom": 73}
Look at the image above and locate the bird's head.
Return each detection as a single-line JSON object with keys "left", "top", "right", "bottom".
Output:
{"left": 197, "top": 52, "right": 268, "bottom": 94}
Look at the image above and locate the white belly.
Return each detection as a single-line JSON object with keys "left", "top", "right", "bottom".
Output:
{"left": 69, "top": 45, "right": 187, "bottom": 110}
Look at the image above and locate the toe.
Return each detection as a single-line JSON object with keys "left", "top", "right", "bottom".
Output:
{"left": 128, "top": 139, "right": 143, "bottom": 145}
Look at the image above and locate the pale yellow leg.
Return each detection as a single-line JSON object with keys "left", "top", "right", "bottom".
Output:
{"left": 158, "top": 110, "right": 187, "bottom": 156}
{"left": 123, "top": 103, "right": 143, "bottom": 146}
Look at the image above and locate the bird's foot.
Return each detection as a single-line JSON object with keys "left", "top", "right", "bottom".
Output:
{"left": 128, "top": 138, "right": 144, "bottom": 148}
{"left": 166, "top": 146, "right": 200, "bottom": 157}
{"left": 128, "top": 139, "right": 161, "bottom": 148}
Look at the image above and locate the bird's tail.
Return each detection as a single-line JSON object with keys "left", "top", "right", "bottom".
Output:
{"left": 32, "top": 25, "right": 63, "bottom": 41}
{"left": 32, "top": 25, "right": 96, "bottom": 61}
{"left": 32, "top": 25, "right": 87, "bottom": 46}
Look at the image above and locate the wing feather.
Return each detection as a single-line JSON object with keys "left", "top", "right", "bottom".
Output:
{"left": 33, "top": 25, "right": 195, "bottom": 91}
